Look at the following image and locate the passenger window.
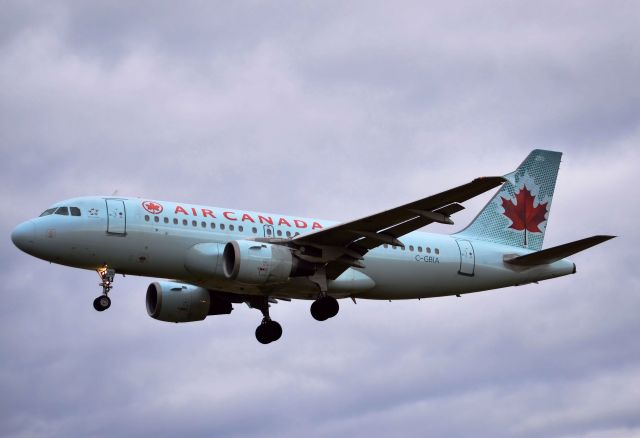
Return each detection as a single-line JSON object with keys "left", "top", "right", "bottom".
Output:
{"left": 409, "top": 245, "right": 414, "bottom": 251}
{"left": 70, "top": 207, "right": 81, "bottom": 216}
{"left": 401, "top": 246, "right": 406, "bottom": 251}
{"left": 418, "top": 246, "right": 423, "bottom": 253}
{"left": 173, "top": 218, "right": 178, "bottom": 225}
{"left": 55, "top": 207, "right": 69, "bottom": 216}
{"left": 192, "top": 220, "right": 197, "bottom": 227}
{"left": 182, "top": 219, "right": 188, "bottom": 226}
{"left": 163, "top": 217, "right": 169, "bottom": 224}
{"left": 211, "top": 223, "right": 216, "bottom": 229}
{"left": 252, "top": 227, "right": 257, "bottom": 234}
{"left": 277, "top": 230, "right": 282, "bottom": 237}
{"left": 286, "top": 231, "right": 291, "bottom": 238}
{"left": 39, "top": 208, "right": 56, "bottom": 217}
{"left": 392, "top": 246, "right": 397, "bottom": 250}
{"left": 426, "top": 247, "right": 431, "bottom": 254}
{"left": 145, "top": 215, "right": 150, "bottom": 222}
{"left": 229, "top": 224, "right": 235, "bottom": 231}
{"left": 220, "top": 224, "right": 225, "bottom": 230}
{"left": 154, "top": 216, "right": 159, "bottom": 223}
{"left": 435, "top": 248, "right": 440, "bottom": 255}
{"left": 239, "top": 226, "right": 244, "bottom": 232}
{"left": 201, "top": 221, "right": 206, "bottom": 228}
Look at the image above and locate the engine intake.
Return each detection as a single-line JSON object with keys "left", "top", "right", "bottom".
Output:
{"left": 222, "top": 240, "right": 314, "bottom": 284}
{"left": 146, "top": 281, "right": 232, "bottom": 323}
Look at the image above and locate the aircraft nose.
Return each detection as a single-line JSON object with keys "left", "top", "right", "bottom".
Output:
{"left": 11, "top": 220, "right": 36, "bottom": 251}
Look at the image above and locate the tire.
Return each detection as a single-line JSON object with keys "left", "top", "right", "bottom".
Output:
{"left": 255, "top": 324, "right": 271, "bottom": 344}
{"left": 255, "top": 321, "right": 283, "bottom": 344}
{"left": 310, "top": 296, "right": 339, "bottom": 321}
{"left": 93, "top": 295, "right": 111, "bottom": 312}
{"left": 267, "top": 321, "right": 282, "bottom": 342}
{"left": 323, "top": 296, "right": 339, "bottom": 319}
{"left": 310, "top": 300, "right": 328, "bottom": 321}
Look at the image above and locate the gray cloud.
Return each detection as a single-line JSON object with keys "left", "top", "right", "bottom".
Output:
{"left": 1, "top": 1, "right": 639, "bottom": 437}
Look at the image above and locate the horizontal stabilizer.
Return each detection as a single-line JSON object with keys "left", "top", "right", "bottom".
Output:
{"left": 505, "top": 235, "right": 615, "bottom": 266}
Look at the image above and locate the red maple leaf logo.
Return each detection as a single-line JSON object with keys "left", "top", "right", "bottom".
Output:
{"left": 501, "top": 186, "right": 547, "bottom": 233}
{"left": 142, "top": 201, "right": 163, "bottom": 214}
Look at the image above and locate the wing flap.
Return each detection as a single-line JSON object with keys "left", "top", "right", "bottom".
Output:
{"left": 349, "top": 203, "right": 466, "bottom": 252}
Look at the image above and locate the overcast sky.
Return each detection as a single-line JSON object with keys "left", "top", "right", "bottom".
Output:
{"left": 1, "top": 1, "right": 639, "bottom": 437}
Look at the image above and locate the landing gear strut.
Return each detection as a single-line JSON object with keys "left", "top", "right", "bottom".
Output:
{"left": 93, "top": 267, "right": 115, "bottom": 312}
{"left": 251, "top": 297, "right": 282, "bottom": 344}
{"left": 308, "top": 266, "right": 339, "bottom": 321}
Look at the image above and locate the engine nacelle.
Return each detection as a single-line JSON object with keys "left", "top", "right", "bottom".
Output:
{"left": 222, "top": 240, "right": 313, "bottom": 284}
{"left": 146, "top": 281, "right": 232, "bottom": 323}
{"left": 184, "top": 242, "right": 224, "bottom": 278}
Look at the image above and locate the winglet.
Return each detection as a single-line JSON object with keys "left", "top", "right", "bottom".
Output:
{"left": 504, "top": 235, "right": 615, "bottom": 266}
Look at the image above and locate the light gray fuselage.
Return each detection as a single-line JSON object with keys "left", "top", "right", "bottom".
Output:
{"left": 14, "top": 196, "right": 575, "bottom": 300}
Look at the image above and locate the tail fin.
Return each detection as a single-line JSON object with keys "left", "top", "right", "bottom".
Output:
{"left": 456, "top": 149, "right": 562, "bottom": 251}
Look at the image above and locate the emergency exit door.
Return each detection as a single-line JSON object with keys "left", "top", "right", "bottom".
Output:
{"left": 106, "top": 199, "right": 126, "bottom": 235}
{"left": 456, "top": 239, "right": 475, "bottom": 276}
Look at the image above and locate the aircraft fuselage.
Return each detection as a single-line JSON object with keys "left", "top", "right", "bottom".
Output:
{"left": 12, "top": 196, "right": 575, "bottom": 301}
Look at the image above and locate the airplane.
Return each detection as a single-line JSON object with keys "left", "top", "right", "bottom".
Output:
{"left": 11, "top": 150, "right": 614, "bottom": 344}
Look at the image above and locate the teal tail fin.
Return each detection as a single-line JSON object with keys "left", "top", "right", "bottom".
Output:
{"left": 456, "top": 149, "right": 562, "bottom": 251}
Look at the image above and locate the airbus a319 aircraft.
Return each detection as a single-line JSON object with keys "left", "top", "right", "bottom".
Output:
{"left": 11, "top": 150, "right": 613, "bottom": 343}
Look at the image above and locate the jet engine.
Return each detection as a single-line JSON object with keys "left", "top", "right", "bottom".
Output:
{"left": 146, "top": 281, "right": 232, "bottom": 323}
{"left": 222, "top": 240, "right": 314, "bottom": 284}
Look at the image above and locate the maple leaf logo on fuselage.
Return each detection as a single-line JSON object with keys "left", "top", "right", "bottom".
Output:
{"left": 501, "top": 186, "right": 548, "bottom": 233}
{"left": 142, "top": 201, "right": 163, "bottom": 214}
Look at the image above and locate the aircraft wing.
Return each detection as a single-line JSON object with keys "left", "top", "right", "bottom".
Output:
{"left": 291, "top": 176, "right": 505, "bottom": 278}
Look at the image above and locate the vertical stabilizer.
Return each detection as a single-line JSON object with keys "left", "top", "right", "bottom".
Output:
{"left": 456, "top": 149, "right": 562, "bottom": 251}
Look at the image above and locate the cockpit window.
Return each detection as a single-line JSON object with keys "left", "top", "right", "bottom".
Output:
{"left": 40, "top": 206, "right": 81, "bottom": 217}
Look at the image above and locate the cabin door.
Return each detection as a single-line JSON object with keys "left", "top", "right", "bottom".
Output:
{"left": 456, "top": 239, "right": 475, "bottom": 276}
{"left": 105, "top": 199, "right": 127, "bottom": 235}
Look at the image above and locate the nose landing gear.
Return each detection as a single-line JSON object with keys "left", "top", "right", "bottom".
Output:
{"left": 93, "top": 267, "right": 115, "bottom": 312}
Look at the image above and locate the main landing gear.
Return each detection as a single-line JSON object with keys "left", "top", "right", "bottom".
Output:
{"left": 310, "top": 295, "right": 339, "bottom": 321}
{"left": 93, "top": 267, "right": 115, "bottom": 312}
{"left": 251, "top": 297, "right": 282, "bottom": 344}
{"left": 308, "top": 267, "right": 340, "bottom": 322}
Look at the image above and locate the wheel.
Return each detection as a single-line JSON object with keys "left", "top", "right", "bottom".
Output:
{"left": 266, "top": 320, "right": 282, "bottom": 342}
{"left": 310, "top": 299, "right": 328, "bottom": 321}
{"left": 255, "top": 324, "right": 270, "bottom": 344}
{"left": 310, "top": 296, "right": 339, "bottom": 321}
{"left": 93, "top": 295, "right": 111, "bottom": 312}
{"left": 255, "top": 320, "right": 283, "bottom": 344}
{"left": 323, "top": 296, "right": 339, "bottom": 319}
